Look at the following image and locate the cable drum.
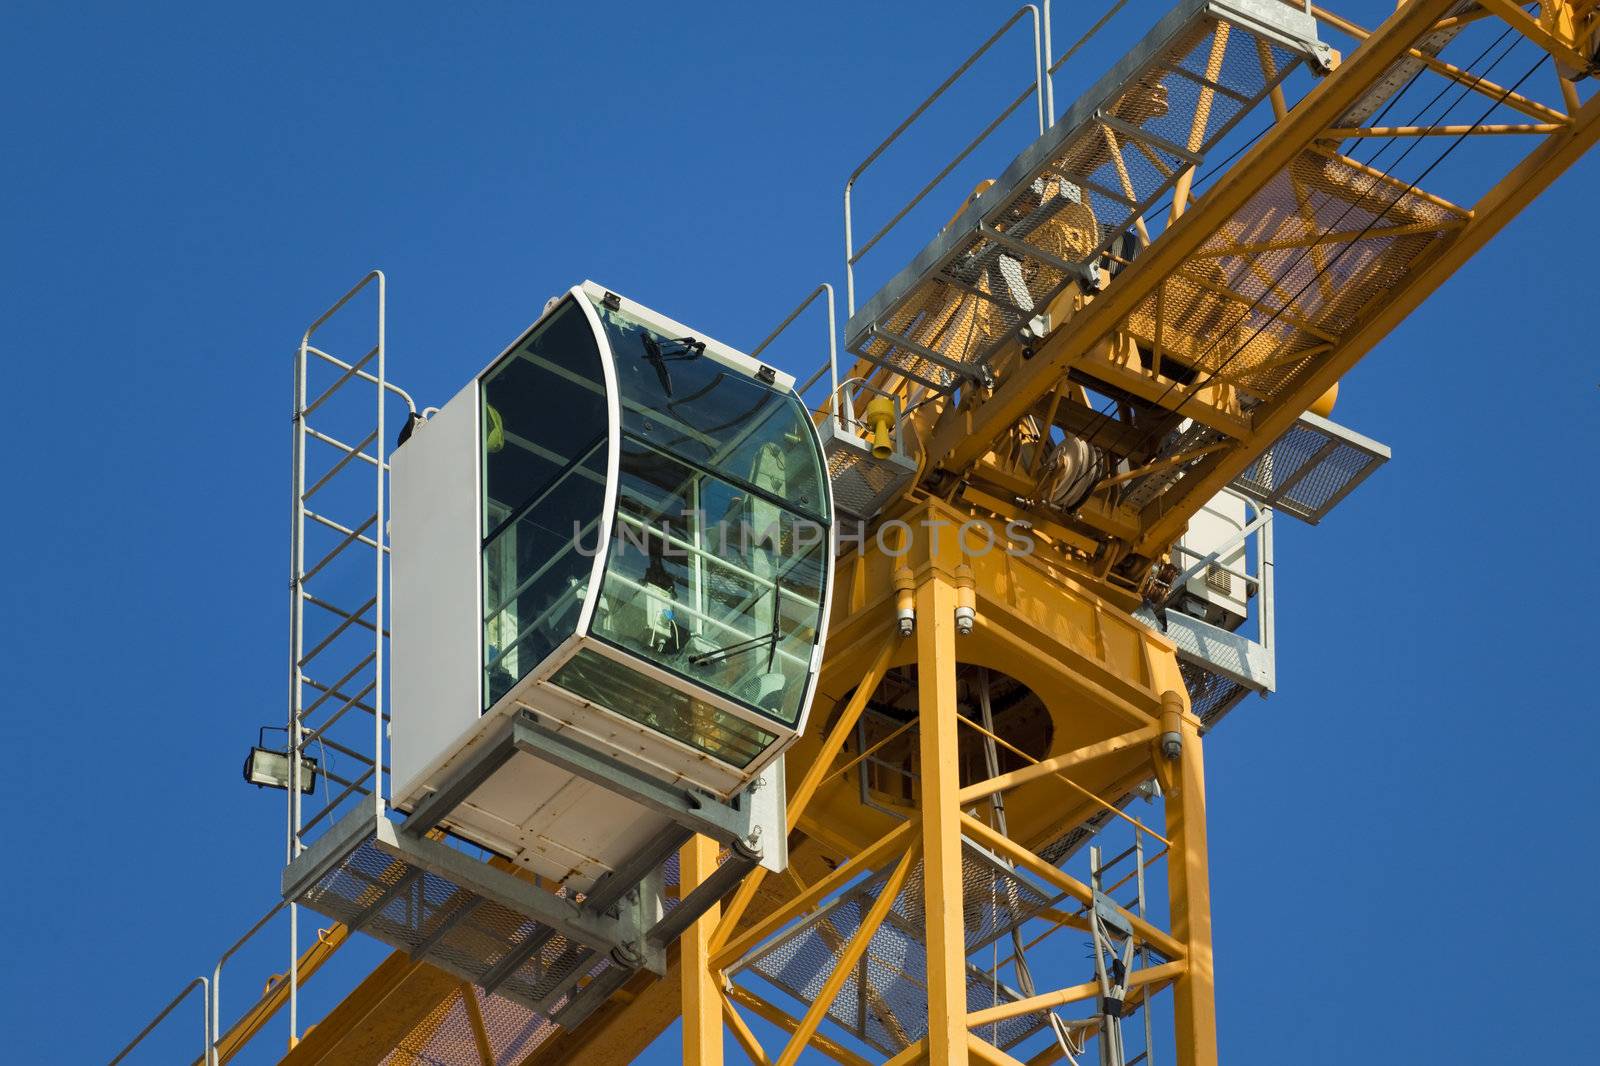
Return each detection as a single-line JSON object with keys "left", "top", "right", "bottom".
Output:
{"left": 1039, "top": 433, "right": 1108, "bottom": 513}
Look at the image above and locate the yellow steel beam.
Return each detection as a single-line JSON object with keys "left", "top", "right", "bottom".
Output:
{"left": 277, "top": 953, "right": 461, "bottom": 1066}
{"left": 885, "top": 1040, "right": 930, "bottom": 1066}
{"left": 1475, "top": 0, "right": 1595, "bottom": 70}
{"left": 966, "top": 1034, "right": 1030, "bottom": 1066}
{"left": 1015, "top": 978, "right": 1177, "bottom": 1066}
{"left": 1328, "top": 122, "right": 1564, "bottom": 136}
{"left": 683, "top": 834, "right": 724, "bottom": 1066}
{"left": 460, "top": 984, "right": 496, "bottom": 1066}
{"left": 712, "top": 637, "right": 897, "bottom": 956}
{"left": 966, "top": 960, "right": 1187, "bottom": 1028}
{"left": 953, "top": 712, "right": 1168, "bottom": 844}
{"left": 710, "top": 819, "right": 917, "bottom": 971}
{"left": 1131, "top": 84, "right": 1600, "bottom": 557}
{"left": 723, "top": 984, "right": 873, "bottom": 1066}
{"left": 1310, "top": 4, "right": 1573, "bottom": 122}
{"left": 926, "top": 0, "right": 1462, "bottom": 476}
{"left": 954, "top": 724, "right": 1159, "bottom": 805}
{"left": 720, "top": 986, "right": 772, "bottom": 1066}
{"left": 773, "top": 842, "right": 919, "bottom": 1066}
{"left": 960, "top": 814, "right": 1185, "bottom": 962}
{"left": 917, "top": 569, "right": 969, "bottom": 1066}
{"left": 1164, "top": 708, "right": 1217, "bottom": 1066}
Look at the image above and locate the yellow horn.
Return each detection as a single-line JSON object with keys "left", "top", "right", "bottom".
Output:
{"left": 865, "top": 396, "right": 896, "bottom": 460}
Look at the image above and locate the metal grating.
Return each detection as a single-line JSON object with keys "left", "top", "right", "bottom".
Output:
{"left": 1229, "top": 410, "right": 1389, "bottom": 523}
{"left": 736, "top": 840, "right": 1052, "bottom": 1055}
{"left": 378, "top": 983, "right": 563, "bottom": 1066}
{"left": 1179, "top": 657, "right": 1252, "bottom": 730}
{"left": 845, "top": 0, "right": 1327, "bottom": 392}
{"left": 821, "top": 419, "right": 920, "bottom": 523}
{"left": 293, "top": 831, "right": 600, "bottom": 1019}
{"left": 1127, "top": 147, "right": 1463, "bottom": 409}
{"left": 1038, "top": 807, "right": 1121, "bottom": 868}
{"left": 1123, "top": 420, "right": 1226, "bottom": 509}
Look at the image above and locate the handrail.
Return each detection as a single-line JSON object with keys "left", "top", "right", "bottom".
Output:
{"left": 750, "top": 284, "right": 841, "bottom": 426}
{"left": 108, "top": 976, "right": 210, "bottom": 1066}
{"left": 843, "top": 4, "right": 1049, "bottom": 315}
{"left": 210, "top": 901, "right": 288, "bottom": 1064}
{"left": 111, "top": 899, "right": 353, "bottom": 1066}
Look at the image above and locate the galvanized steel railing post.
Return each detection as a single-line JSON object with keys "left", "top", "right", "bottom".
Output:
{"left": 372, "top": 271, "right": 386, "bottom": 822}
{"left": 750, "top": 283, "right": 842, "bottom": 429}
{"left": 842, "top": 4, "right": 1047, "bottom": 318}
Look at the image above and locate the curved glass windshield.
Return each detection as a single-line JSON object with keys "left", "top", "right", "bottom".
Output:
{"left": 479, "top": 300, "right": 607, "bottom": 709}
{"left": 581, "top": 298, "right": 830, "bottom": 729}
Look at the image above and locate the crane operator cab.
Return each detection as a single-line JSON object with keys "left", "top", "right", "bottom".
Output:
{"left": 388, "top": 283, "right": 833, "bottom": 891}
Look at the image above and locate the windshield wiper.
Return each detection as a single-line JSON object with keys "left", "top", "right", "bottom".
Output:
{"left": 689, "top": 584, "right": 782, "bottom": 670}
{"left": 639, "top": 333, "right": 705, "bottom": 398}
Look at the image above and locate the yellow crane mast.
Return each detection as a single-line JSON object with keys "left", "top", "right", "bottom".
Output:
{"left": 111, "top": 3, "right": 1600, "bottom": 1066}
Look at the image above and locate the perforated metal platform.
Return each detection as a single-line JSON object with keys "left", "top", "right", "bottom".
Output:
{"left": 285, "top": 809, "right": 649, "bottom": 1030}
{"left": 1230, "top": 410, "right": 1390, "bottom": 523}
{"left": 283, "top": 708, "right": 768, "bottom": 1032}
{"left": 731, "top": 839, "right": 1055, "bottom": 1055}
{"left": 821, "top": 417, "right": 920, "bottom": 523}
{"left": 845, "top": 0, "right": 1331, "bottom": 392}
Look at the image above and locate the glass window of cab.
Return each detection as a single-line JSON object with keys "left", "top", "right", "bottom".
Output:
{"left": 585, "top": 299, "right": 829, "bottom": 729}
{"left": 478, "top": 301, "right": 607, "bottom": 709}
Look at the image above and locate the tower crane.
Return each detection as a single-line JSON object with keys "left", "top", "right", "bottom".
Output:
{"left": 111, "top": 2, "right": 1600, "bottom": 1065}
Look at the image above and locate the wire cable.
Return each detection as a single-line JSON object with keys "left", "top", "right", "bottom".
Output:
{"left": 1061, "top": 22, "right": 1529, "bottom": 470}
{"left": 1039, "top": 33, "right": 1455, "bottom": 457}
{"left": 1114, "top": 39, "right": 1544, "bottom": 469}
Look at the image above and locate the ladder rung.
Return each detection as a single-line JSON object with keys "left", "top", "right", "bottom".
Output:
{"left": 303, "top": 344, "right": 379, "bottom": 419}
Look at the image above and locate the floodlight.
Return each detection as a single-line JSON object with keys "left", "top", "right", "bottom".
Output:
{"left": 243, "top": 746, "right": 319, "bottom": 793}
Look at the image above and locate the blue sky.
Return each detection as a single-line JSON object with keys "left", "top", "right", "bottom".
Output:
{"left": 2, "top": 2, "right": 1595, "bottom": 1063}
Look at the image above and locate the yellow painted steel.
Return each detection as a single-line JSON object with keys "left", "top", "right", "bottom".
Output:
{"left": 679, "top": 508, "right": 1205, "bottom": 1065}
{"left": 724, "top": 984, "right": 874, "bottom": 1066}
{"left": 915, "top": 571, "right": 968, "bottom": 1066}
{"left": 461, "top": 984, "right": 497, "bottom": 1066}
{"left": 775, "top": 843, "right": 920, "bottom": 1066}
{"left": 278, "top": 954, "right": 464, "bottom": 1066}
{"left": 683, "top": 835, "right": 725, "bottom": 1066}
{"left": 926, "top": 0, "right": 1467, "bottom": 478}
{"left": 249, "top": 3, "right": 1600, "bottom": 1064}
{"left": 1163, "top": 710, "right": 1217, "bottom": 1066}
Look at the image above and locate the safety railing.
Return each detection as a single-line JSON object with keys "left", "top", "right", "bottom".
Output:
{"left": 1158, "top": 487, "right": 1276, "bottom": 727}
{"left": 110, "top": 898, "right": 352, "bottom": 1066}
{"left": 108, "top": 976, "right": 211, "bottom": 1066}
{"left": 208, "top": 901, "right": 287, "bottom": 1065}
{"left": 751, "top": 282, "right": 842, "bottom": 424}
{"left": 841, "top": 1, "right": 1158, "bottom": 318}
{"left": 755, "top": 283, "right": 917, "bottom": 478}
{"left": 843, "top": 3, "right": 1054, "bottom": 316}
